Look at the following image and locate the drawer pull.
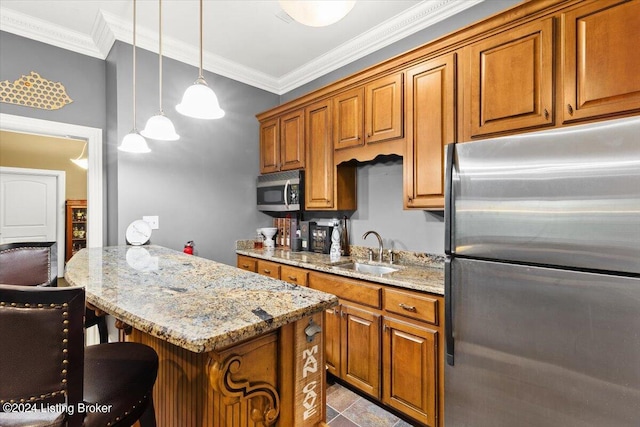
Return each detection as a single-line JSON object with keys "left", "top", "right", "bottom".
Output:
{"left": 242, "top": 264, "right": 250, "bottom": 268}
{"left": 399, "top": 303, "right": 417, "bottom": 312}
{"left": 263, "top": 269, "right": 271, "bottom": 274}
{"left": 288, "top": 276, "right": 297, "bottom": 281}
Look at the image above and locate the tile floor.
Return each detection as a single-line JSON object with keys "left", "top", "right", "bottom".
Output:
{"left": 326, "top": 379, "right": 417, "bottom": 427}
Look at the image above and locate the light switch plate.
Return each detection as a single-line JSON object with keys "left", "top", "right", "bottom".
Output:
{"left": 143, "top": 216, "right": 159, "bottom": 230}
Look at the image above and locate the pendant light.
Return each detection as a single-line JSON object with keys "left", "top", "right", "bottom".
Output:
{"left": 279, "top": 1, "right": 356, "bottom": 27}
{"left": 141, "top": 0, "right": 179, "bottom": 140}
{"left": 176, "top": 0, "right": 225, "bottom": 120}
{"left": 119, "top": 0, "right": 151, "bottom": 153}
{"left": 70, "top": 141, "right": 89, "bottom": 170}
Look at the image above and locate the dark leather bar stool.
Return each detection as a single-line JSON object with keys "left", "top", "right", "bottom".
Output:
{"left": 0, "top": 284, "right": 158, "bottom": 427}
{"left": 0, "top": 242, "right": 109, "bottom": 343}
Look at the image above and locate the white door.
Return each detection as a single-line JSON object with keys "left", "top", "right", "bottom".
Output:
{"left": 0, "top": 167, "right": 65, "bottom": 276}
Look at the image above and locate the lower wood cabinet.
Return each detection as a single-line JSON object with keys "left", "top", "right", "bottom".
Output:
{"left": 237, "top": 255, "right": 257, "bottom": 272}
{"left": 382, "top": 316, "right": 437, "bottom": 426}
{"left": 237, "top": 255, "right": 443, "bottom": 426}
{"left": 341, "top": 304, "right": 381, "bottom": 398}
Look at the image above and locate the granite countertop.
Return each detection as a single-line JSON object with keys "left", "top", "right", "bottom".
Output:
{"left": 236, "top": 245, "right": 445, "bottom": 296}
{"left": 64, "top": 245, "right": 338, "bottom": 353}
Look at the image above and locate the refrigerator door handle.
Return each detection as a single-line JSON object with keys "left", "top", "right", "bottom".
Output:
{"left": 444, "top": 143, "right": 455, "bottom": 255}
{"left": 445, "top": 257, "right": 454, "bottom": 366}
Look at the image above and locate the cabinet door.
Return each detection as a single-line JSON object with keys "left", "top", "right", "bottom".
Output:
{"left": 468, "top": 18, "right": 554, "bottom": 137}
{"left": 260, "top": 118, "right": 280, "bottom": 173}
{"left": 236, "top": 255, "right": 257, "bottom": 273}
{"left": 334, "top": 87, "right": 364, "bottom": 150}
{"left": 365, "top": 73, "right": 404, "bottom": 143}
{"left": 256, "top": 259, "right": 281, "bottom": 279}
{"left": 305, "top": 99, "right": 334, "bottom": 210}
{"left": 404, "top": 54, "right": 456, "bottom": 210}
{"left": 562, "top": 0, "right": 640, "bottom": 123}
{"left": 280, "top": 109, "right": 305, "bottom": 170}
{"left": 383, "top": 317, "right": 437, "bottom": 426}
{"left": 324, "top": 306, "right": 342, "bottom": 377}
{"left": 341, "top": 304, "right": 381, "bottom": 398}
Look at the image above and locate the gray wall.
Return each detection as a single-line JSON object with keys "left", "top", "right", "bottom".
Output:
{"left": 283, "top": 0, "right": 521, "bottom": 255}
{"left": 0, "top": 31, "right": 106, "bottom": 130}
{"left": 107, "top": 41, "right": 277, "bottom": 265}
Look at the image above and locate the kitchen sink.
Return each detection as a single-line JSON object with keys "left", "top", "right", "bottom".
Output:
{"left": 332, "top": 262, "right": 399, "bottom": 276}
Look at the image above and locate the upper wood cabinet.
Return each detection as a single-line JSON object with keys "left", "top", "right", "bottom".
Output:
{"left": 561, "top": 0, "right": 640, "bottom": 123}
{"left": 404, "top": 53, "right": 456, "bottom": 210}
{"left": 259, "top": 109, "right": 304, "bottom": 174}
{"left": 259, "top": 118, "right": 279, "bottom": 174}
{"left": 365, "top": 73, "right": 404, "bottom": 144}
{"left": 305, "top": 99, "right": 357, "bottom": 211}
{"left": 466, "top": 18, "right": 554, "bottom": 138}
{"left": 333, "top": 73, "right": 405, "bottom": 164}
{"left": 333, "top": 87, "right": 364, "bottom": 150}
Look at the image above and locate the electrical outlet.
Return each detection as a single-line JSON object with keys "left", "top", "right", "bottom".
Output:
{"left": 143, "top": 216, "right": 159, "bottom": 230}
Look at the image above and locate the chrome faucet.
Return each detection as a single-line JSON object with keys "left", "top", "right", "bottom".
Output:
{"left": 362, "top": 230, "right": 383, "bottom": 262}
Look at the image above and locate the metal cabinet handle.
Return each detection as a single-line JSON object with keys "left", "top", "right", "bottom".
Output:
{"left": 263, "top": 269, "right": 271, "bottom": 274}
{"left": 383, "top": 323, "right": 388, "bottom": 333}
{"left": 567, "top": 104, "right": 574, "bottom": 115}
{"left": 544, "top": 108, "right": 549, "bottom": 120}
{"left": 399, "top": 303, "right": 417, "bottom": 312}
{"left": 242, "top": 264, "right": 250, "bottom": 268}
{"left": 288, "top": 276, "right": 297, "bottom": 281}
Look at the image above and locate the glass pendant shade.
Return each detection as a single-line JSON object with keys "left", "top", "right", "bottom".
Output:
{"left": 141, "top": 113, "right": 180, "bottom": 140}
{"left": 119, "top": 130, "right": 151, "bottom": 153}
{"left": 176, "top": 77, "right": 225, "bottom": 119}
{"left": 279, "top": 0, "right": 356, "bottom": 27}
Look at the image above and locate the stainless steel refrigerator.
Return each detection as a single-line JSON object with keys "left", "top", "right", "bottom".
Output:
{"left": 444, "top": 117, "right": 640, "bottom": 427}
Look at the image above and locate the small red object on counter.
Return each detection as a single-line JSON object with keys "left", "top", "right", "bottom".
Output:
{"left": 183, "top": 241, "right": 194, "bottom": 255}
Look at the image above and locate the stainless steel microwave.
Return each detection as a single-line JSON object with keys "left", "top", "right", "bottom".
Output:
{"left": 257, "top": 170, "right": 303, "bottom": 212}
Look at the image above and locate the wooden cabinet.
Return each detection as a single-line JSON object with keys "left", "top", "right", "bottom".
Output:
{"left": 365, "top": 73, "right": 404, "bottom": 144}
{"left": 341, "top": 303, "right": 381, "bottom": 398}
{"left": 240, "top": 255, "right": 444, "bottom": 426}
{"left": 382, "top": 287, "right": 441, "bottom": 426}
{"left": 237, "top": 255, "right": 257, "bottom": 273}
{"left": 259, "top": 118, "right": 279, "bottom": 173}
{"left": 65, "top": 200, "right": 87, "bottom": 262}
{"left": 305, "top": 99, "right": 357, "bottom": 211}
{"left": 259, "top": 109, "right": 305, "bottom": 174}
{"left": 333, "top": 87, "right": 364, "bottom": 150}
{"left": 466, "top": 18, "right": 554, "bottom": 138}
{"left": 382, "top": 317, "right": 437, "bottom": 426}
{"left": 561, "top": 0, "right": 640, "bottom": 123}
{"left": 404, "top": 54, "right": 456, "bottom": 210}
{"left": 333, "top": 73, "right": 405, "bottom": 165}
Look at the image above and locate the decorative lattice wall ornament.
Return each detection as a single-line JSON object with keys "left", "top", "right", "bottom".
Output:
{"left": 0, "top": 71, "right": 73, "bottom": 110}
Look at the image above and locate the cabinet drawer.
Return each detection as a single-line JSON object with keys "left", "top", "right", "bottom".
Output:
{"left": 308, "top": 272, "right": 381, "bottom": 309}
{"left": 384, "top": 288, "right": 438, "bottom": 325}
{"left": 257, "top": 260, "right": 281, "bottom": 279}
{"left": 237, "top": 255, "right": 257, "bottom": 273}
{"left": 280, "top": 265, "right": 308, "bottom": 286}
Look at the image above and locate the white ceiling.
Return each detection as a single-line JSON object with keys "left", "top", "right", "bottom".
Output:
{"left": 0, "top": 0, "right": 482, "bottom": 94}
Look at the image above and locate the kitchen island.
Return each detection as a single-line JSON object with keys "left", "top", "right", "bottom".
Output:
{"left": 65, "top": 245, "right": 339, "bottom": 427}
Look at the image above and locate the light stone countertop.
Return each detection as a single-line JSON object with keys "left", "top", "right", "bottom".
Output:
{"left": 236, "top": 246, "right": 445, "bottom": 296}
{"left": 64, "top": 245, "right": 339, "bottom": 353}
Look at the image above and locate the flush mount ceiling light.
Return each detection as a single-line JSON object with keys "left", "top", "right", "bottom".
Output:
{"left": 119, "top": 0, "right": 151, "bottom": 153}
{"left": 70, "top": 141, "right": 88, "bottom": 170}
{"left": 176, "top": 0, "right": 225, "bottom": 120}
{"left": 141, "top": 0, "right": 179, "bottom": 141}
{"left": 279, "top": 0, "right": 356, "bottom": 27}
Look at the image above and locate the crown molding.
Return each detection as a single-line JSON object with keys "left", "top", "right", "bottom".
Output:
{"left": 277, "top": 0, "right": 483, "bottom": 94}
{"left": 0, "top": 7, "right": 104, "bottom": 59}
{"left": 0, "top": 1, "right": 482, "bottom": 94}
